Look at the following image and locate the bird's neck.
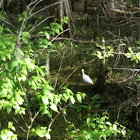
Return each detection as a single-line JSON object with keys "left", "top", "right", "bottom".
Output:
{"left": 82, "top": 71, "right": 85, "bottom": 75}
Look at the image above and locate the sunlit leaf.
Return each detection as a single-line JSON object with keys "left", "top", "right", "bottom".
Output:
{"left": 10, "top": 60, "right": 18, "bottom": 70}
{"left": 50, "top": 104, "right": 58, "bottom": 112}
{"left": 42, "top": 96, "right": 49, "bottom": 105}
{"left": 36, "top": 128, "right": 46, "bottom": 138}
{"left": 7, "top": 106, "right": 12, "bottom": 114}
{"left": 106, "top": 122, "right": 112, "bottom": 126}
{"left": 44, "top": 32, "right": 50, "bottom": 39}
{"left": 89, "top": 123, "right": 95, "bottom": 128}
{"left": 45, "top": 133, "right": 51, "bottom": 139}
{"left": 102, "top": 132, "right": 106, "bottom": 140}
{"left": 99, "top": 117, "right": 105, "bottom": 123}
{"left": 22, "top": 31, "right": 29, "bottom": 36}
{"left": 70, "top": 96, "right": 75, "bottom": 104}
{"left": 86, "top": 118, "right": 90, "bottom": 124}
{"left": 8, "top": 122, "right": 16, "bottom": 131}
{"left": 76, "top": 94, "right": 82, "bottom": 103}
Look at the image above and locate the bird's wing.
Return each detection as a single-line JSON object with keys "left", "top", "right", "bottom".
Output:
{"left": 83, "top": 74, "right": 93, "bottom": 84}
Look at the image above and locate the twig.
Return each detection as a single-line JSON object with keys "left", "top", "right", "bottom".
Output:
{"left": 61, "top": 66, "right": 80, "bottom": 87}
{"left": 29, "top": 15, "right": 54, "bottom": 34}
{"left": 47, "top": 111, "right": 61, "bottom": 137}
{"left": 13, "top": 118, "right": 27, "bottom": 133}
{"left": 54, "top": 51, "right": 66, "bottom": 89}
{"left": 114, "top": 67, "right": 140, "bottom": 71}
{"left": 29, "top": 0, "right": 43, "bottom": 15}
{"left": 0, "top": 62, "right": 7, "bottom": 71}
{"left": 117, "top": 70, "right": 139, "bottom": 83}
{"left": 29, "top": 1, "right": 63, "bottom": 18}
{"left": 40, "top": 28, "right": 69, "bottom": 54}
{"left": 117, "top": 106, "right": 121, "bottom": 119}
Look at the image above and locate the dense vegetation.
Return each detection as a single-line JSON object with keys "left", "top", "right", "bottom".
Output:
{"left": 0, "top": 0, "right": 140, "bottom": 139}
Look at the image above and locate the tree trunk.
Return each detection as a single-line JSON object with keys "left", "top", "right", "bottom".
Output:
{"left": 50, "top": 0, "right": 71, "bottom": 37}
{"left": 94, "top": 40, "right": 106, "bottom": 94}
{"left": 46, "top": 52, "right": 50, "bottom": 76}
{"left": 0, "top": 0, "right": 4, "bottom": 9}
{"left": 71, "top": 0, "right": 75, "bottom": 11}
{"left": 111, "top": 0, "right": 115, "bottom": 9}
{"left": 84, "top": 0, "right": 87, "bottom": 13}
{"left": 95, "top": 58, "right": 105, "bottom": 94}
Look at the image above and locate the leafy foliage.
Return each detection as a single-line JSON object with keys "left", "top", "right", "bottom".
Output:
{"left": 0, "top": 122, "right": 17, "bottom": 140}
{"left": 68, "top": 95, "right": 129, "bottom": 140}
{"left": 0, "top": 0, "right": 139, "bottom": 138}
{"left": 74, "top": 116, "right": 126, "bottom": 140}
{"left": 93, "top": 42, "right": 114, "bottom": 60}
{"left": 125, "top": 47, "right": 140, "bottom": 63}
{"left": 0, "top": 11, "right": 87, "bottom": 139}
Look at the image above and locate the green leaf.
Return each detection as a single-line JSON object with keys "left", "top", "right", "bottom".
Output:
{"left": 30, "top": 128, "right": 35, "bottom": 133}
{"left": 17, "top": 48, "right": 24, "bottom": 56}
{"left": 42, "top": 96, "right": 49, "bottom": 105}
{"left": 50, "top": 22, "right": 57, "bottom": 27}
{"left": 18, "top": 17, "right": 23, "bottom": 22}
{"left": 6, "top": 53, "right": 11, "bottom": 60}
{"left": 1, "top": 55, "right": 6, "bottom": 61}
{"left": 22, "top": 37, "right": 28, "bottom": 44}
{"left": 22, "top": 32, "right": 29, "bottom": 36}
{"left": 37, "top": 31, "right": 44, "bottom": 35}
{"left": 50, "top": 104, "right": 58, "bottom": 112}
{"left": 43, "top": 26, "right": 50, "bottom": 29}
{"left": 52, "top": 28, "right": 60, "bottom": 34}
{"left": 22, "top": 66, "right": 27, "bottom": 75}
{"left": 97, "top": 51, "right": 103, "bottom": 59}
{"left": 86, "top": 117, "right": 90, "bottom": 124}
{"left": 1, "top": 15, "right": 6, "bottom": 21}
{"left": 15, "top": 109, "right": 19, "bottom": 115}
{"left": 89, "top": 123, "right": 95, "bottom": 128}
{"left": 7, "top": 106, "right": 12, "bottom": 114}
{"left": 70, "top": 96, "right": 75, "bottom": 104}
{"left": 122, "top": 130, "right": 126, "bottom": 137}
{"left": 8, "top": 122, "right": 16, "bottom": 131}
{"left": 44, "top": 32, "right": 50, "bottom": 39}
{"left": 48, "top": 31, "right": 55, "bottom": 36}
{"left": 40, "top": 106, "right": 48, "bottom": 115}
{"left": 98, "top": 124, "right": 104, "bottom": 129}
{"left": 36, "top": 128, "right": 46, "bottom": 138}
{"left": 36, "top": 38, "right": 43, "bottom": 44}
{"left": 20, "top": 74, "right": 26, "bottom": 81}
{"left": 76, "top": 94, "right": 82, "bottom": 103}
{"left": 10, "top": 60, "right": 18, "bottom": 70}
{"left": 102, "top": 132, "right": 106, "bottom": 140}
{"left": 45, "top": 133, "right": 51, "bottom": 139}
{"left": 106, "top": 122, "right": 112, "bottom": 126}
{"left": 99, "top": 117, "right": 105, "bottom": 123}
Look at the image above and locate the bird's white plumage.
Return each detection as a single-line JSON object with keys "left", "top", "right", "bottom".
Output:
{"left": 81, "top": 69, "right": 94, "bottom": 85}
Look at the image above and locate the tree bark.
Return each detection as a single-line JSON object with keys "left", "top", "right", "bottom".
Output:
{"left": 84, "top": 0, "right": 88, "bottom": 13}
{"left": 71, "top": 0, "right": 75, "bottom": 11}
{"left": 95, "top": 58, "right": 105, "bottom": 94}
{"left": 0, "top": 0, "right": 4, "bottom": 9}
{"left": 94, "top": 40, "right": 106, "bottom": 94}
{"left": 50, "top": 0, "right": 71, "bottom": 37}
{"left": 46, "top": 52, "right": 50, "bottom": 76}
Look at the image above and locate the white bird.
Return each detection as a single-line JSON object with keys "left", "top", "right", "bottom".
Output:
{"left": 81, "top": 69, "right": 94, "bottom": 85}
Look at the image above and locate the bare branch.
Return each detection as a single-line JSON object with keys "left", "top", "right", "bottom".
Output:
{"left": 40, "top": 28, "right": 69, "bottom": 54}
{"left": 29, "top": 1, "right": 63, "bottom": 18}
{"left": 54, "top": 51, "right": 66, "bottom": 89}
{"left": 114, "top": 67, "right": 140, "bottom": 72}
{"left": 13, "top": 117, "right": 27, "bottom": 133}
{"left": 29, "top": 15, "right": 54, "bottom": 34}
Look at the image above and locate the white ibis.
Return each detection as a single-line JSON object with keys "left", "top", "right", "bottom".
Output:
{"left": 81, "top": 69, "right": 94, "bottom": 85}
